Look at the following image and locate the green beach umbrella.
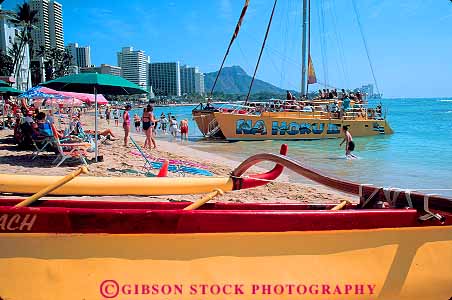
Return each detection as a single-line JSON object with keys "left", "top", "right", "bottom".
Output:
{"left": 0, "top": 80, "right": 10, "bottom": 87}
{"left": 40, "top": 73, "right": 148, "bottom": 95}
{"left": 0, "top": 86, "right": 24, "bottom": 95}
{"left": 41, "top": 73, "right": 148, "bottom": 161}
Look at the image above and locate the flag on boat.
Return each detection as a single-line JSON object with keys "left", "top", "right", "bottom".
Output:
{"left": 308, "top": 55, "right": 317, "bottom": 84}
{"left": 233, "top": 0, "right": 250, "bottom": 40}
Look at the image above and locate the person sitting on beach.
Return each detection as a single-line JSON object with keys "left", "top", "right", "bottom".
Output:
{"left": 32, "top": 112, "right": 53, "bottom": 138}
{"left": 170, "top": 116, "right": 178, "bottom": 138}
{"left": 5, "top": 116, "right": 14, "bottom": 129}
{"left": 69, "top": 117, "right": 116, "bottom": 140}
{"left": 45, "top": 110, "right": 54, "bottom": 124}
{"left": 134, "top": 114, "right": 141, "bottom": 132}
{"left": 340, "top": 125, "right": 357, "bottom": 159}
{"left": 180, "top": 119, "right": 188, "bottom": 141}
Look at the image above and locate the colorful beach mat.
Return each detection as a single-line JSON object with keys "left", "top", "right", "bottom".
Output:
{"left": 130, "top": 151, "right": 213, "bottom": 176}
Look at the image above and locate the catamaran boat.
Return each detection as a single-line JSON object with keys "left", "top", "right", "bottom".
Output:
{"left": 192, "top": 0, "right": 393, "bottom": 141}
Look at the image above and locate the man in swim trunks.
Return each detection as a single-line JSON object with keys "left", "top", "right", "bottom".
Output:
{"left": 340, "top": 125, "right": 357, "bottom": 159}
{"left": 180, "top": 119, "right": 188, "bottom": 141}
{"left": 134, "top": 114, "right": 141, "bottom": 132}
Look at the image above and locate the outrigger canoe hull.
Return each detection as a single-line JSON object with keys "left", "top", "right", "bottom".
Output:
{"left": 0, "top": 147, "right": 451, "bottom": 299}
{"left": 0, "top": 224, "right": 451, "bottom": 300}
{"left": 0, "top": 201, "right": 451, "bottom": 300}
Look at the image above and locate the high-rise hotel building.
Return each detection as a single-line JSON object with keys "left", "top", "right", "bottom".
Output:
{"left": 180, "top": 65, "right": 205, "bottom": 95}
{"left": 66, "top": 42, "right": 91, "bottom": 68}
{"left": 149, "top": 62, "right": 181, "bottom": 97}
{"left": 29, "top": 0, "right": 64, "bottom": 56}
{"left": 117, "top": 47, "right": 149, "bottom": 91}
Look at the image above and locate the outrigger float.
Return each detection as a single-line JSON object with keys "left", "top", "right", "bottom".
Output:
{"left": 0, "top": 145, "right": 451, "bottom": 300}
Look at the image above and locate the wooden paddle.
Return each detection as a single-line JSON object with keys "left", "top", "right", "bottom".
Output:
{"left": 14, "top": 166, "right": 89, "bottom": 208}
{"left": 183, "top": 188, "right": 224, "bottom": 210}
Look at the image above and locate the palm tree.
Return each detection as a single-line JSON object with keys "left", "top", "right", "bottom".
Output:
{"left": 11, "top": 2, "right": 38, "bottom": 88}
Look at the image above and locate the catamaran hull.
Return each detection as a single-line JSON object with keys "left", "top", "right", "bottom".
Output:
{"left": 214, "top": 112, "right": 393, "bottom": 141}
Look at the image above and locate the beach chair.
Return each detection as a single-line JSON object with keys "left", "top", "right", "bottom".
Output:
{"left": 130, "top": 137, "right": 157, "bottom": 173}
{"left": 31, "top": 135, "right": 55, "bottom": 160}
{"left": 51, "top": 124, "right": 90, "bottom": 167}
{"left": 130, "top": 137, "right": 177, "bottom": 176}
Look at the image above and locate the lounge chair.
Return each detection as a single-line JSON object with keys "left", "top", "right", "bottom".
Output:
{"left": 130, "top": 137, "right": 212, "bottom": 177}
{"left": 130, "top": 137, "right": 177, "bottom": 176}
{"left": 31, "top": 135, "right": 55, "bottom": 160}
{"left": 51, "top": 124, "right": 90, "bottom": 167}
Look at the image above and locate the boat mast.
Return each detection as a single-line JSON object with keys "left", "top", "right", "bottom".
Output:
{"left": 301, "top": 0, "right": 309, "bottom": 97}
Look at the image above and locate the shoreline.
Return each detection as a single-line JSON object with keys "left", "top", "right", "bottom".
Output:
{"left": 0, "top": 113, "right": 357, "bottom": 203}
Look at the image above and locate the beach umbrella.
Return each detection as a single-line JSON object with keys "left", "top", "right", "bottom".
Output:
{"left": 19, "top": 86, "right": 68, "bottom": 100}
{"left": 0, "top": 86, "right": 24, "bottom": 95}
{"left": 0, "top": 80, "right": 10, "bottom": 87}
{"left": 39, "top": 86, "right": 109, "bottom": 105}
{"left": 41, "top": 73, "right": 148, "bottom": 161}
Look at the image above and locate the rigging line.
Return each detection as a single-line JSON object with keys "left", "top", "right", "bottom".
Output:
{"left": 245, "top": 0, "right": 278, "bottom": 105}
{"left": 263, "top": 49, "right": 303, "bottom": 93}
{"left": 351, "top": 0, "right": 380, "bottom": 94}
{"left": 279, "top": 0, "right": 290, "bottom": 88}
{"left": 242, "top": 31, "right": 301, "bottom": 67}
{"left": 236, "top": 41, "right": 253, "bottom": 74}
{"left": 210, "top": 0, "right": 250, "bottom": 96}
{"left": 330, "top": 0, "right": 349, "bottom": 87}
{"left": 316, "top": 0, "right": 327, "bottom": 88}
{"left": 321, "top": 0, "right": 329, "bottom": 87}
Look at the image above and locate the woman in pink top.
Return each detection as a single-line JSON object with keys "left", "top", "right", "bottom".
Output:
{"left": 123, "top": 104, "right": 132, "bottom": 146}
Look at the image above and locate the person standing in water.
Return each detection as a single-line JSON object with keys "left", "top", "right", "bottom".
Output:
{"left": 122, "top": 104, "right": 131, "bottom": 146}
{"left": 340, "top": 125, "right": 357, "bottom": 159}
{"left": 180, "top": 119, "right": 188, "bottom": 141}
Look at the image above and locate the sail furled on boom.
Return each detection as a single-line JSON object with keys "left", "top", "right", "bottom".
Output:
{"left": 308, "top": 55, "right": 317, "bottom": 84}
{"left": 210, "top": 0, "right": 250, "bottom": 96}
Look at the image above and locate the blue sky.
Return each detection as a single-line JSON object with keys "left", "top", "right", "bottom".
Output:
{"left": 4, "top": 0, "right": 452, "bottom": 98}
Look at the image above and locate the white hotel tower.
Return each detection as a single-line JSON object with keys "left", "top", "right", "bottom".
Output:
{"left": 117, "top": 47, "right": 150, "bottom": 91}
{"left": 29, "top": 0, "right": 64, "bottom": 55}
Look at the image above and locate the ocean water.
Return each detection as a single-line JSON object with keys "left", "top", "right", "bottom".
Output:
{"left": 132, "top": 99, "right": 452, "bottom": 197}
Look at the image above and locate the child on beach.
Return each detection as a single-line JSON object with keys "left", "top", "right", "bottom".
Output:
{"left": 134, "top": 114, "right": 141, "bottom": 132}
{"left": 180, "top": 119, "right": 188, "bottom": 141}
{"left": 340, "top": 125, "right": 357, "bottom": 159}
{"left": 113, "top": 109, "right": 119, "bottom": 126}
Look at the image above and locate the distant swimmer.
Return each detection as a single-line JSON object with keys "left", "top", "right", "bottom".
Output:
{"left": 340, "top": 125, "right": 357, "bottom": 159}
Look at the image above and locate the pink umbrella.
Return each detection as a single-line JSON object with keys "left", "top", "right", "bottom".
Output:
{"left": 33, "top": 97, "right": 84, "bottom": 107}
{"left": 39, "top": 86, "right": 108, "bottom": 105}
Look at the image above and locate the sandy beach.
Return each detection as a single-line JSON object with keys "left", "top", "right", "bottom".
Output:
{"left": 0, "top": 113, "right": 356, "bottom": 204}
